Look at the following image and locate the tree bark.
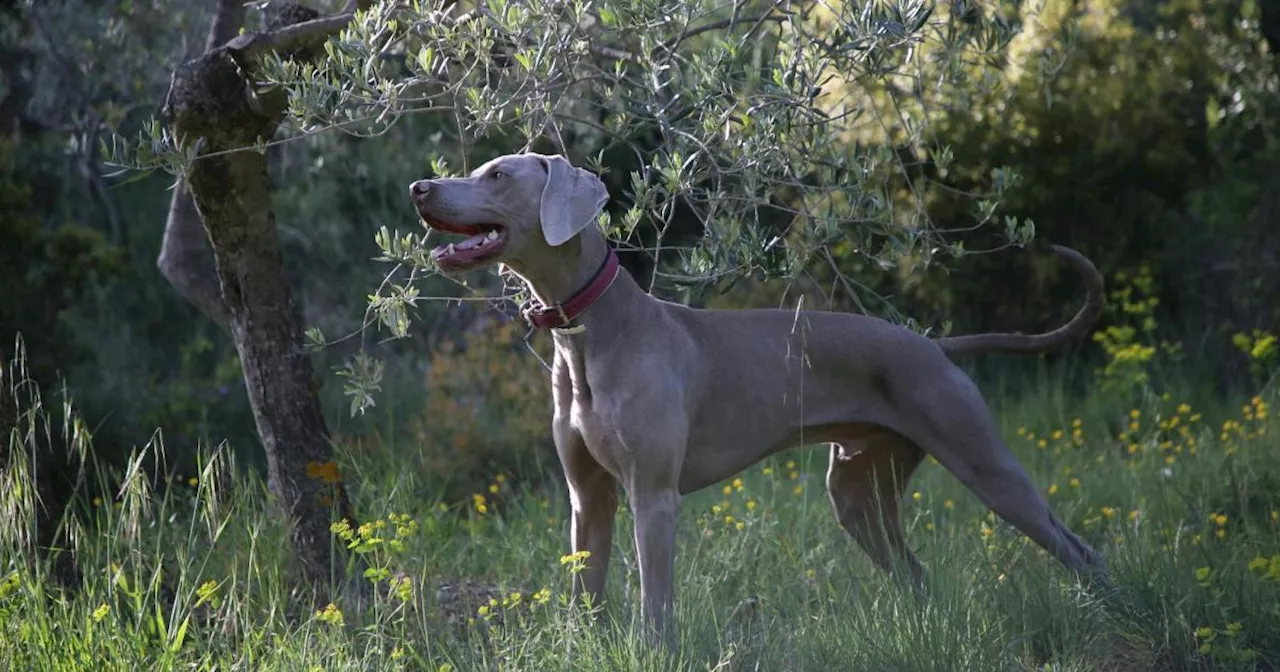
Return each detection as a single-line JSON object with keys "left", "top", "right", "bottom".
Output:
{"left": 159, "top": 0, "right": 368, "bottom": 598}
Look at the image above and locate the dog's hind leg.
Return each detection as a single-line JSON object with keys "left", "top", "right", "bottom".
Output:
{"left": 891, "top": 362, "right": 1106, "bottom": 579}
{"left": 826, "top": 434, "right": 926, "bottom": 585}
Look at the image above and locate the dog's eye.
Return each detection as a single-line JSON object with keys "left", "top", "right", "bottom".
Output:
{"left": 490, "top": 170, "right": 506, "bottom": 180}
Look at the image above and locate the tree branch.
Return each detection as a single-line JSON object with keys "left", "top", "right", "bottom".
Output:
{"left": 205, "top": 0, "right": 247, "bottom": 50}
{"left": 159, "top": 179, "right": 231, "bottom": 327}
{"left": 231, "top": 0, "right": 376, "bottom": 61}
{"left": 232, "top": 12, "right": 356, "bottom": 60}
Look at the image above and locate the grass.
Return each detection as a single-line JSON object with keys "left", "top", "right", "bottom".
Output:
{"left": 3, "top": 357, "right": 1280, "bottom": 671}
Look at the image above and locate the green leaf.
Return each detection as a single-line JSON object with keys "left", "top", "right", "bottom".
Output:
{"left": 170, "top": 614, "right": 191, "bottom": 653}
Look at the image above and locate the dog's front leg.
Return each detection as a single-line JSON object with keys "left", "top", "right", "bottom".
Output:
{"left": 554, "top": 421, "right": 618, "bottom": 609}
{"left": 630, "top": 487, "right": 681, "bottom": 643}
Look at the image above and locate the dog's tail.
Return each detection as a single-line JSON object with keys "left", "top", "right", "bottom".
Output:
{"left": 935, "top": 244, "right": 1105, "bottom": 359}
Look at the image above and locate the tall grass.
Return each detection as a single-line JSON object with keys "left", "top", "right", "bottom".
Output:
{"left": 3, "top": 336, "right": 1279, "bottom": 671}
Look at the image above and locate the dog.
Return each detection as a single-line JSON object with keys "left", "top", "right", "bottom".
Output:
{"left": 409, "top": 152, "right": 1109, "bottom": 640}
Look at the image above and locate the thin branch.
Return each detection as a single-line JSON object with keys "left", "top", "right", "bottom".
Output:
{"left": 657, "top": 11, "right": 790, "bottom": 56}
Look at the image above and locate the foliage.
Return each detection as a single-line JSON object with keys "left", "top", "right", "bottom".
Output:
{"left": 266, "top": 0, "right": 1032, "bottom": 285}
{"left": 346, "top": 319, "right": 556, "bottom": 505}
{"left": 1232, "top": 328, "right": 1279, "bottom": 384}
{"left": 2, "top": 0, "right": 210, "bottom": 245}
{"left": 255, "top": 0, "right": 1280, "bottom": 411}
{"left": 1091, "top": 264, "right": 1183, "bottom": 396}
{"left": 92, "top": 0, "right": 1280, "bottom": 413}
{"left": 106, "top": 0, "right": 1057, "bottom": 414}
{"left": 866, "top": 0, "right": 1280, "bottom": 348}
{"left": 0, "top": 137, "right": 126, "bottom": 385}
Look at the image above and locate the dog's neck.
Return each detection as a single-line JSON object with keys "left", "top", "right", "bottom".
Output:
{"left": 522, "top": 233, "right": 611, "bottom": 308}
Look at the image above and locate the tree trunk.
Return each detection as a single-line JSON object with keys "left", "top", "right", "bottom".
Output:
{"left": 159, "top": 1, "right": 367, "bottom": 598}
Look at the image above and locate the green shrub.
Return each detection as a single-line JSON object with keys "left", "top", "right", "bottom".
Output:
{"left": 0, "top": 137, "right": 125, "bottom": 384}
{"left": 342, "top": 319, "right": 556, "bottom": 508}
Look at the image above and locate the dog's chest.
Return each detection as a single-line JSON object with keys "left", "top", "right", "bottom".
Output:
{"left": 551, "top": 345, "right": 634, "bottom": 476}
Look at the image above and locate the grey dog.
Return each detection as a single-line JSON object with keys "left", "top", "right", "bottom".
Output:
{"left": 409, "top": 152, "right": 1109, "bottom": 639}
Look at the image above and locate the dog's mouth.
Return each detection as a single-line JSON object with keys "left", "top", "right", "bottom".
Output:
{"left": 420, "top": 214, "right": 508, "bottom": 271}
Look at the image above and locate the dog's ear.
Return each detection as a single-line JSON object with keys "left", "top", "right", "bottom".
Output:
{"left": 538, "top": 154, "right": 609, "bottom": 247}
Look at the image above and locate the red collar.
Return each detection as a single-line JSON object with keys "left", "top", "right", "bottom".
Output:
{"left": 521, "top": 248, "right": 621, "bottom": 330}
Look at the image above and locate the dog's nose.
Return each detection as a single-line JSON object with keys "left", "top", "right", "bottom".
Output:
{"left": 409, "top": 180, "right": 432, "bottom": 197}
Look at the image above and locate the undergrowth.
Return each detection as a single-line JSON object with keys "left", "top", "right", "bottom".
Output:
{"left": 3, "top": 268, "right": 1280, "bottom": 671}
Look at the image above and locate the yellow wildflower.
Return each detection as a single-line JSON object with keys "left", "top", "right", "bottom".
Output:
{"left": 316, "top": 602, "right": 344, "bottom": 627}
{"left": 559, "top": 550, "right": 591, "bottom": 565}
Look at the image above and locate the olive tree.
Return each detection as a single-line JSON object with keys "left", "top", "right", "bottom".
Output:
{"left": 264, "top": 0, "right": 1037, "bottom": 409}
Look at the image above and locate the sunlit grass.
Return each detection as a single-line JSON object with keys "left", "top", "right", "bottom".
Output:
{"left": 3, "top": 358, "right": 1280, "bottom": 670}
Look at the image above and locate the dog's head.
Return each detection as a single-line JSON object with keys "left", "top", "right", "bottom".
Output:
{"left": 408, "top": 153, "right": 610, "bottom": 274}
